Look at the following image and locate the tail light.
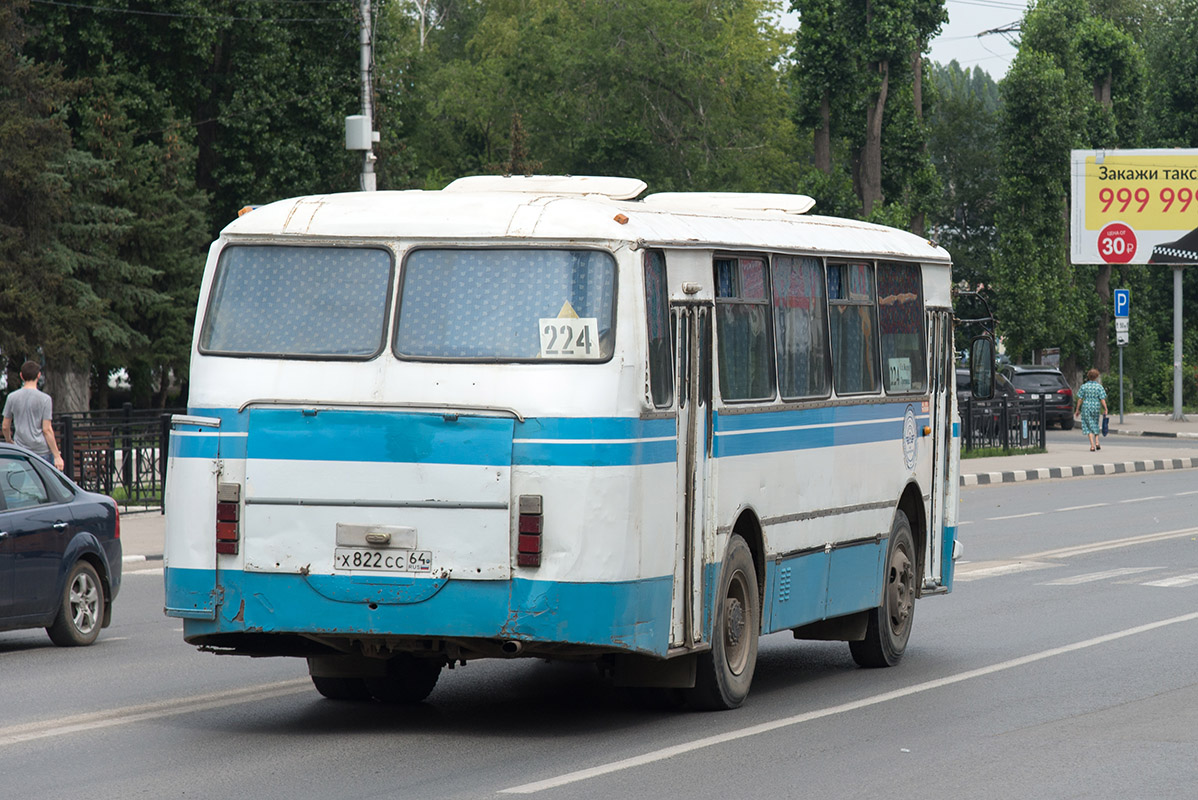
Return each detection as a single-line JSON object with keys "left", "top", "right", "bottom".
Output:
{"left": 114, "top": 507, "right": 121, "bottom": 540}
{"left": 1014, "top": 388, "right": 1026, "bottom": 394}
{"left": 517, "top": 494, "right": 542, "bottom": 567}
{"left": 216, "top": 482, "right": 240, "bottom": 555}
{"left": 1059, "top": 388, "right": 1073, "bottom": 397}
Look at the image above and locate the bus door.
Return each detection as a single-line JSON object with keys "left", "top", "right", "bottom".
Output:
{"left": 670, "top": 302, "right": 712, "bottom": 648}
{"left": 165, "top": 414, "right": 223, "bottom": 619}
{"left": 926, "top": 310, "right": 954, "bottom": 589}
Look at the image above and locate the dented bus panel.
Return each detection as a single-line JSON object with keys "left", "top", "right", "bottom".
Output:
{"left": 164, "top": 176, "right": 959, "bottom": 709}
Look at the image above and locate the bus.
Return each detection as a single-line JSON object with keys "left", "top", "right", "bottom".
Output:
{"left": 164, "top": 175, "right": 981, "bottom": 710}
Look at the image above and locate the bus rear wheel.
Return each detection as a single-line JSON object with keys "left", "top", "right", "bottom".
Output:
{"left": 850, "top": 510, "right": 916, "bottom": 668}
{"left": 365, "top": 655, "right": 443, "bottom": 704}
{"left": 311, "top": 675, "right": 372, "bottom": 701}
{"left": 687, "top": 534, "right": 759, "bottom": 710}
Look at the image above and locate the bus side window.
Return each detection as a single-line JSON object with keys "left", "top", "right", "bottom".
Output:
{"left": 828, "top": 261, "right": 880, "bottom": 395}
{"left": 877, "top": 262, "right": 927, "bottom": 393}
{"left": 772, "top": 255, "right": 831, "bottom": 400}
{"left": 644, "top": 251, "right": 673, "bottom": 408}
{"left": 715, "top": 256, "right": 776, "bottom": 402}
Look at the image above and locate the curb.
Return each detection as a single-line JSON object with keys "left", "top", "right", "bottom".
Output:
{"left": 961, "top": 456, "right": 1198, "bottom": 486}
{"left": 122, "top": 554, "right": 165, "bottom": 564}
{"left": 1108, "top": 428, "right": 1198, "bottom": 439}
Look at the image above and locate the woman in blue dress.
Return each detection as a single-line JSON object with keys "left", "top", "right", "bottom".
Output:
{"left": 1074, "top": 369, "right": 1109, "bottom": 452}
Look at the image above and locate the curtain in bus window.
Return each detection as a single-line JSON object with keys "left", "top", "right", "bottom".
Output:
{"left": 828, "top": 262, "right": 879, "bottom": 394}
{"left": 773, "top": 255, "right": 830, "bottom": 399}
{"left": 877, "top": 262, "right": 927, "bottom": 393}
{"left": 396, "top": 249, "right": 616, "bottom": 360}
{"left": 644, "top": 251, "right": 673, "bottom": 407}
{"left": 716, "top": 257, "right": 775, "bottom": 401}
{"left": 200, "top": 246, "right": 392, "bottom": 357}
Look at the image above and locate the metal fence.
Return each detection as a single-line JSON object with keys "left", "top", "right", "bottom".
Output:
{"left": 960, "top": 395, "right": 1048, "bottom": 452}
{"left": 53, "top": 404, "right": 183, "bottom": 511}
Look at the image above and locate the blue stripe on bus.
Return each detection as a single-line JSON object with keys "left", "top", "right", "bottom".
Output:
{"left": 171, "top": 404, "right": 930, "bottom": 466}
{"left": 713, "top": 403, "right": 928, "bottom": 458}
{"left": 166, "top": 567, "right": 674, "bottom": 656}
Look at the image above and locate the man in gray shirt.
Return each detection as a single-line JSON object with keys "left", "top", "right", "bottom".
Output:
{"left": 3, "top": 360, "right": 65, "bottom": 471}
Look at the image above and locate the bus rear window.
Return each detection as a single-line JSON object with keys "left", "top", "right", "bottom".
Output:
{"left": 199, "top": 246, "right": 392, "bottom": 358}
{"left": 395, "top": 249, "right": 616, "bottom": 361}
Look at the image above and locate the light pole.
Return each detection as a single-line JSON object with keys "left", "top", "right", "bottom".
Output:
{"left": 345, "top": 0, "right": 377, "bottom": 190}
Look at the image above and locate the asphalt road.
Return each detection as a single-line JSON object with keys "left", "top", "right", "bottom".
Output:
{"left": 2, "top": 470, "right": 1196, "bottom": 800}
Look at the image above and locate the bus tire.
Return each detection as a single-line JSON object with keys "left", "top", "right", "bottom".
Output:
{"left": 850, "top": 510, "right": 916, "bottom": 668}
{"left": 687, "top": 534, "right": 759, "bottom": 710}
{"left": 365, "top": 655, "right": 442, "bottom": 704}
{"left": 46, "top": 561, "right": 104, "bottom": 647}
{"left": 311, "top": 675, "right": 372, "bottom": 701}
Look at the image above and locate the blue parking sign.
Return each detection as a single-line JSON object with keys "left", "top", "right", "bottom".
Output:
{"left": 1114, "top": 288, "right": 1130, "bottom": 318}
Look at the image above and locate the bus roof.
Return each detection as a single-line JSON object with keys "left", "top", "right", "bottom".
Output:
{"left": 223, "top": 177, "right": 951, "bottom": 265}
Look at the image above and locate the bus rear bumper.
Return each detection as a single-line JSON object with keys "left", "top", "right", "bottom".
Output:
{"left": 166, "top": 566, "right": 672, "bottom": 658}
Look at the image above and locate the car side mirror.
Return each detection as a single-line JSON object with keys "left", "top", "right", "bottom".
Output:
{"left": 969, "top": 336, "right": 995, "bottom": 400}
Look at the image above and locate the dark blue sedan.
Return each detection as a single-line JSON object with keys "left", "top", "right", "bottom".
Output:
{"left": 0, "top": 442, "right": 121, "bottom": 646}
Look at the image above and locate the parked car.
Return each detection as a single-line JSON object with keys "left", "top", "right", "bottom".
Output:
{"left": 956, "top": 368, "right": 1017, "bottom": 406}
{"left": 999, "top": 364, "right": 1075, "bottom": 429}
{"left": 0, "top": 442, "right": 121, "bottom": 646}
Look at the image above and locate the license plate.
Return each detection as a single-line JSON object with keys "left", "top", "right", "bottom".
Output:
{"left": 334, "top": 547, "right": 432, "bottom": 573}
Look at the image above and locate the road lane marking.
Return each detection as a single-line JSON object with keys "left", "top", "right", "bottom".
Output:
{"left": 1041, "top": 567, "right": 1160, "bottom": 585}
{"left": 1143, "top": 573, "right": 1198, "bottom": 588}
{"left": 0, "top": 679, "right": 311, "bottom": 747}
{"left": 500, "top": 611, "right": 1198, "bottom": 794}
{"left": 988, "top": 512, "right": 1043, "bottom": 521}
{"left": 1057, "top": 503, "right": 1109, "bottom": 511}
{"left": 1118, "top": 496, "right": 1166, "bottom": 504}
{"left": 953, "top": 561, "right": 1057, "bottom": 581}
{"left": 1176, "top": 491, "right": 1198, "bottom": 497}
{"left": 1026, "top": 527, "right": 1198, "bottom": 560}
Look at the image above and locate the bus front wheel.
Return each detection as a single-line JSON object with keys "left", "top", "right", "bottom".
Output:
{"left": 688, "top": 534, "right": 759, "bottom": 710}
{"left": 850, "top": 510, "right": 916, "bottom": 668}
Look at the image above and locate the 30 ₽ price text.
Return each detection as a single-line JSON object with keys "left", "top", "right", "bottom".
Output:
{"left": 1097, "top": 185, "right": 1195, "bottom": 214}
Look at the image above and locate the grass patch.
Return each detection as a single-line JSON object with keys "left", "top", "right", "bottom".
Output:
{"left": 962, "top": 446, "right": 1047, "bottom": 459}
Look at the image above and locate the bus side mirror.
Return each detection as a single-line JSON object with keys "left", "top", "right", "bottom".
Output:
{"left": 969, "top": 336, "right": 995, "bottom": 400}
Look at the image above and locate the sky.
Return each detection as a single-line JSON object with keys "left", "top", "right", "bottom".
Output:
{"left": 779, "top": 0, "right": 1027, "bottom": 80}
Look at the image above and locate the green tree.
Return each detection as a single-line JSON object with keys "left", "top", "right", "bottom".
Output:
{"left": 382, "top": 0, "right": 798, "bottom": 192}
{"left": 927, "top": 61, "right": 1000, "bottom": 312}
{"left": 0, "top": 2, "right": 79, "bottom": 394}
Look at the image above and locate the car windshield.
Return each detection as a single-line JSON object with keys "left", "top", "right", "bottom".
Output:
{"left": 395, "top": 249, "right": 617, "bottom": 361}
{"left": 1010, "top": 372, "right": 1066, "bottom": 391}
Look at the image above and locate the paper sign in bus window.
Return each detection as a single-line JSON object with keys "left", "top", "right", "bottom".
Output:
{"left": 888, "top": 358, "right": 913, "bottom": 392}
{"left": 539, "top": 317, "right": 600, "bottom": 358}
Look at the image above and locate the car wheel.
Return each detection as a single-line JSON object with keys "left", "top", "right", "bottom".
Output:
{"left": 686, "top": 534, "right": 759, "bottom": 710}
{"left": 46, "top": 561, "right": 105, "bottom": 647}
{"left": 850, "top": 511, "right": 915, "bottom": 668}
{"left": 1060, "top": 417, "right": 1074, "bottom": 430}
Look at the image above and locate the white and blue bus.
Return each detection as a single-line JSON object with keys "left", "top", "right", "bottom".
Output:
{"left": 165, "top": 175, "right": 972, "bottom": 709}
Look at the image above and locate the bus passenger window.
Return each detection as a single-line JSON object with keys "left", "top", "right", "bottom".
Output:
{"left": 395, "top": 249, "right": 616, "bottom": 361}
{"left": 877, "top": 262, "right": 927, "bottom": 393}
{"left": 644, "top": 251, "right": 673, "bottom": 407}
{"left": 715, "top": 256, "right": 775, "bottom": 402}
{"left": 200, "top": 246, "right": 393, "bottom": 358}
{"left": 828, "top": 262, "right": 880, "bottom": 395}
{"left": 773, "top": 255, "right": 831, "bottom": 399}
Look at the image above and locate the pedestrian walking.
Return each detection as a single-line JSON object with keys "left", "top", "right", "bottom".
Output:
{"left": 2, "top": 360, "right": 65, "bottom": 470}
{"left": 1074, "top": 368, "right": 1109, "bottom": 453}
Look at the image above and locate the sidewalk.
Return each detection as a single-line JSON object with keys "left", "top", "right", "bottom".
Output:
{"left": 116, "top": 413, "right": 1198, "bottom": 564}
{"left": 961, "top": 412, "right": 1198, "bottom": 487}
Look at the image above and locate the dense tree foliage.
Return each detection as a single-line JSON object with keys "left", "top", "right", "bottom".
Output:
{"left": 6, "top": 0, "right": 1198, "bottom": 411}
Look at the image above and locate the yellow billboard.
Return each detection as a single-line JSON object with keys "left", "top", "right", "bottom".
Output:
{"left": 1071, "top": 149, "right": 1198, "bottom": 264}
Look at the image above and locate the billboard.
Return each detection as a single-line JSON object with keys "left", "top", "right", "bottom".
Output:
{"left": 1070, "top": 149, "right": 1198, "bottom": 265}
